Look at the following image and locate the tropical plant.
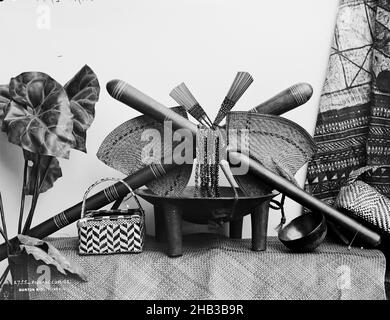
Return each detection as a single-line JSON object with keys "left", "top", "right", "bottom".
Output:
{"left": 0, "top": 65, "right": 100, "bottom": 233}
{"left": 0, "top": 65, "right": 99, "bottom": 291}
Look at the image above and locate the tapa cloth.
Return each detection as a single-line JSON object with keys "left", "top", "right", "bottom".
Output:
{"left": 306, "top": 0, "right": 390, "bottom": 205}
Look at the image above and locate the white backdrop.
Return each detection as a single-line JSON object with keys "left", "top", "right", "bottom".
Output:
{"left": 0, "top": 0, "right": 339, "bottom": 245}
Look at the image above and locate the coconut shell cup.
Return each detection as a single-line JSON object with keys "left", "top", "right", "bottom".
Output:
{"left": 278, "top": 212, "right": 327, "bottom": 252}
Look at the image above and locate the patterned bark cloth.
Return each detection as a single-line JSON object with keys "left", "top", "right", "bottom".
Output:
{"left": 305, "top": 0, "right": 390, "bottom": 205}
{"left": 20, "top": 234, "right": 386, "bottom": 300}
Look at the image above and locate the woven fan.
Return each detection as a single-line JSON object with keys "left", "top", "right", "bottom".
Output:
{"left": 213, "top": 72, "right": 253, "bottom": 127}
{"left": 97, "top": 107, "right": 192, "bottom": 196}
{"left": 170, "top": 82, "right": 213, "bottom": 128}
{"left": 227, "top": 112, "right": 317, "bottom": 196}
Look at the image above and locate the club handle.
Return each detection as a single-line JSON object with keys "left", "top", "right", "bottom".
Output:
{"left": 251, "top": 83, "right": 313, "bottom": 115}
{"left": 107, "top": 79, "right": 198, "bottom": 133}
{"left": 228, "top": 151, "right": 381, "bottom": 247}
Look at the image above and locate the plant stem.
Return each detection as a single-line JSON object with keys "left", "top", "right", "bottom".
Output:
{"left": 22, "top": 155, "right": 41, "bottom": 234}
{"left": 0, "top": 192, "right": 7, "bottom": 238}
{"left": 17, "top": 160, "right": 28, "bottom": 235}
{"left": 0, "top": 265, "right": 10, "bottom": 288}
{"left": 38, "top": 157, "right": 53, "bottom": 194}
{"left": 27, "top": 156, "right": 53, "bottom": 230}
{"left": 0, "top": 193, "right": 10, "bottom": 249}
{"left": 0, "top": 228, "right": 11, "bottom": 249}
{"left": 21, "top": 155, "right": 53, "bottom": 234}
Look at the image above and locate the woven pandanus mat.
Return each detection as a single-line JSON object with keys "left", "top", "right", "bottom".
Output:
{"left": 25, "top": 234, "right": 386, "bottom": 300}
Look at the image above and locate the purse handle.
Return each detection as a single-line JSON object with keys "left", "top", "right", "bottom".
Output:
{"left": 81, "top": 177, "right": 144, "bottom": 219}
{"left": 347, "top": 165, "right": 390, "bottom": 184}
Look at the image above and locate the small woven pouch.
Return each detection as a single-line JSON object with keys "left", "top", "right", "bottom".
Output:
{"left": 334, "top": 166, "right": 390, "bottom": 234}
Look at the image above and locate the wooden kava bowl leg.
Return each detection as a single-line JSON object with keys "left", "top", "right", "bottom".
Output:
{"left": 251, "top": 201, "right": 271, "bottom": 251}
{"left": 162, "top": 203, "right": 183, "bottom": 257}
{"left": 154, "top": 205, "right": 167, "bottom": 242}
{"left": 229, "top": 218, "right": 243, "bottom": 239}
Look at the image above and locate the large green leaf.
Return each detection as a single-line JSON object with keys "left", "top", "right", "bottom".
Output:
{"left": 4, "top": 72, "right": 75, "bottom": 159}
{"left": 23, "top": 150, "right": 62, "bottom": 195}
{"left": 18, "top": 235, "right": 87, "bottom": 281}
{"left": 0, "top": 85, "right": 10, "bottom": 131}
{"left": 64, "top": 65, "right": 100, "bottom": 152}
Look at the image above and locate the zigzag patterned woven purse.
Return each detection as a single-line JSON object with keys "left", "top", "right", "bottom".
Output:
{"left": 77, "top": 178, "right": 145, "bottom": 255}
{"left": 335, "top": 166, "right": 390, "bottom": 235}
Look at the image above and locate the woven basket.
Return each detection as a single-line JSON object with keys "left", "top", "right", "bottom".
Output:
{"left": 226, "top": 112, "right": 317, "bottom": 196}
{"left": 77, "top": 177, "right": 145, "bottom": 255}
{"left": 97, "top": 107, "right": 192, "bottom": 196}
{"left": 335, "top": 166, "right": 390, "bottom": 234}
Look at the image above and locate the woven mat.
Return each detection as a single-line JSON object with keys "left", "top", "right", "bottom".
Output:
{"left": 25, "top": 234, "right": 386, "bottom": 300}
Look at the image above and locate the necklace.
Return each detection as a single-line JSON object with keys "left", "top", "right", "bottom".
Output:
{"left": 195, "top": 127, "right": 220, "bottom": 198}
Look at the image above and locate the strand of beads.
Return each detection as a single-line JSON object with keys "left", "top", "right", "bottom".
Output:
{"left": 194, "top": 126, "right": 221, "bottom": 198}
{"left": 208, "top": 130, "right": 219, "bottom": 198}
{"left": 209, "top": 133, "right": 216, "bottom": 198}
{"left": 203, "top": 135, "right": 211, "bottom": 197}
{"left": 214, "top": 134, "right": 220, "bottom": 197}
{"left": 195, "top": 126, "right": 204, "bottom": 197}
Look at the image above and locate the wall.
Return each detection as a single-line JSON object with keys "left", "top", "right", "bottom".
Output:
{"left": 0, "top": 0, "right": 339, "bottom": 250}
